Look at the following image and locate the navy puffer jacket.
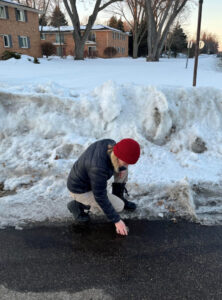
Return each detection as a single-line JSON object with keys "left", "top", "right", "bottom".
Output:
{"left": 67, "top": 139, "right": 120, "bottom": 223}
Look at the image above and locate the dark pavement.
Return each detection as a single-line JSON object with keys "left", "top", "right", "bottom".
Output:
{"left": 1, "top": 220, "right": 222, "bottom": 299}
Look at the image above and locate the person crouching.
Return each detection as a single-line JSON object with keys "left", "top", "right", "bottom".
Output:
{"left": 67, "top": 138, "right": 140, "bottom": 236}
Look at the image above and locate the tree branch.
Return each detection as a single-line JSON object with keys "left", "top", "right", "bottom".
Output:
{"left": 99, "top": 0, "right": 123, "bottom": 11}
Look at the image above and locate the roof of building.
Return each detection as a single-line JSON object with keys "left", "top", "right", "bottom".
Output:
{"left": 0, "top": 0, "right": 42, "bottom": 13}
{"left": 40, "top": 24, "right": 128, "bottom": 34}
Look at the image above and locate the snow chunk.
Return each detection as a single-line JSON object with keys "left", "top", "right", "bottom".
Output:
{"left": 142, "top": 87, "right": 172, "bottom": 145}
{"left": 94, "top": 81, "right": 121, "bottom": 123}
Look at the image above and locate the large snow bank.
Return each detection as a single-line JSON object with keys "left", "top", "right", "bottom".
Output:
{"left": 1, "top": 81, "right": 222, "bottom": 228}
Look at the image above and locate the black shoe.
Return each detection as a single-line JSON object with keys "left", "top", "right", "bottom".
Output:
{"left": 112, "top": 183, "right": 137, "bottom": 211}
{"left": 123, "top": 199, "right": 137, "bottom": 210}
{"left": 67, "top": 200, "right": 90, "bottom": 223}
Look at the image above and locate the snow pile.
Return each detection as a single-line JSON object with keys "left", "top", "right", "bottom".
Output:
{"left": 1, "top": 80, "right": 222, "bottom": 228}
{"left": 127, "top": 178, "right": 197, "bottom": 222}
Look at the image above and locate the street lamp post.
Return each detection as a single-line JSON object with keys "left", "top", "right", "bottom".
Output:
{"left": 193, "top": 0, "right": 204, "bottom": 87}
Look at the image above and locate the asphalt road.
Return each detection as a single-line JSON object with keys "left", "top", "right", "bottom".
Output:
{"left": 1, "top": 220, "right": 222, "bottom": 300}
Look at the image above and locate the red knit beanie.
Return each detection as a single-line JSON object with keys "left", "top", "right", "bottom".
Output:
{"left": 113, "top": 138, "right": 140, "bottom": 164}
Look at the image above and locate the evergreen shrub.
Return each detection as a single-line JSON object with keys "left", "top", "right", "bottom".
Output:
{"left": 1, "top": 51, "right": 21, "bottom": 60}
{"left": 41, "top": 42, "right": 56, "bottom": 58}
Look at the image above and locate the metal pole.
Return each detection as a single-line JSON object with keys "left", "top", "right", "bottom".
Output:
{"left": 193, "top": 0, "right": 203, "bottom": 87}
{"left": 186, "top": 47, "right": 190, "bottom": 69}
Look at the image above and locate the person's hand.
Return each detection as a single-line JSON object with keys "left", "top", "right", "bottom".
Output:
{"left": 115, "top": 220, "right": 128, "bottom": 236}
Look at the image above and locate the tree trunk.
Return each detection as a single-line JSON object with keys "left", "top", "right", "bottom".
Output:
{"left": 132, "top": 32, "right": 139, "bottom": 58}
{"left": 145, "top": 0, "right": 157, "bottom": 61}
{"left": 63, "top": 0, "right": 123, "bottom": 61}
{"left": 58, "top": 26, "right": 63, "bottom": 58}
{"left": 74, "top": 40, "right": 85, "bottom": 60}
{"left": 146, "top": 54, "right": 159, "bottom": 61}
{"left": 145, "top": 0, "right": 188, "bottom": 62}
{"left": 133, "top": 42, "right": 139, "bottom": 58}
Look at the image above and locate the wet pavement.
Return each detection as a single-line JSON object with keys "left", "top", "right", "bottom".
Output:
{"left": 1, "top": 220, "right": 222, "bottom": 299}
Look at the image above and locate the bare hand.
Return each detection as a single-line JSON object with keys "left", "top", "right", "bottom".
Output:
{"left": 115, "top": 220, "right": 128, "bottom": 236}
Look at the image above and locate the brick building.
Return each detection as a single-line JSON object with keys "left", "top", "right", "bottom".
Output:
{"left": 0, "top": 0, "right": 42, "bottom": 58}
{"left": 40, "top": 25, "right": 129, "bottom": 58}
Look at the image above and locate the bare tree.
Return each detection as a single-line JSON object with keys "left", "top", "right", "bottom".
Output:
{"left": 63, "top": 0, "right": 123, "bottom": 60}
{"left": 108, "top": 0, "right": 146, "bottom": 58}
{"left": 145, "top": 0, "right": 189, "bottom": 61}
{"left": 17, "top": 0, "right": 53, "bottom": 11}
{"left": 201, "top": 32, "right": 219, "bottom": 54}
{"left": 15, "top": 0, "right": 53, "bottom": 29}
{"left": 40, "top": 0, "right": 53, "bottom": 30}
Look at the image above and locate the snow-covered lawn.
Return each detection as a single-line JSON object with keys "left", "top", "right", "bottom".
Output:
{"left": 0, "top": 54, "right": 222, "bottom": 228}
{"left": 0, "top": 55, "right": 221, "bottom": 93}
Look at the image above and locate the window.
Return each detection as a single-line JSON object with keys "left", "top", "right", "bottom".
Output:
{"left": 88, "top": 32, "right": 96, "bottom": 42}
{"left": 0, "top": 5, "right": 6, "bottom": 18}
{"left": 3, "top": 35, "right": 12, "bottom": 48}
{"left": 40, "top": 33, "right": 46, "bottom": 40}
{"left": 16, "top": 9, "right": 26, "bottom": 22}
{"left": 122, "top": 48, "right": 125, "bottom": 54}
{"left": 4, "top": 35, "right": 9, "bottom": 47}
{"left": 55, "top": 33, "right": 64, "bottom": 44}
{"left": 19, "top": 36, "right": 29, "bottom": 48}
{"left": 113, "top": 32, "right": 118, "bottom": 40}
